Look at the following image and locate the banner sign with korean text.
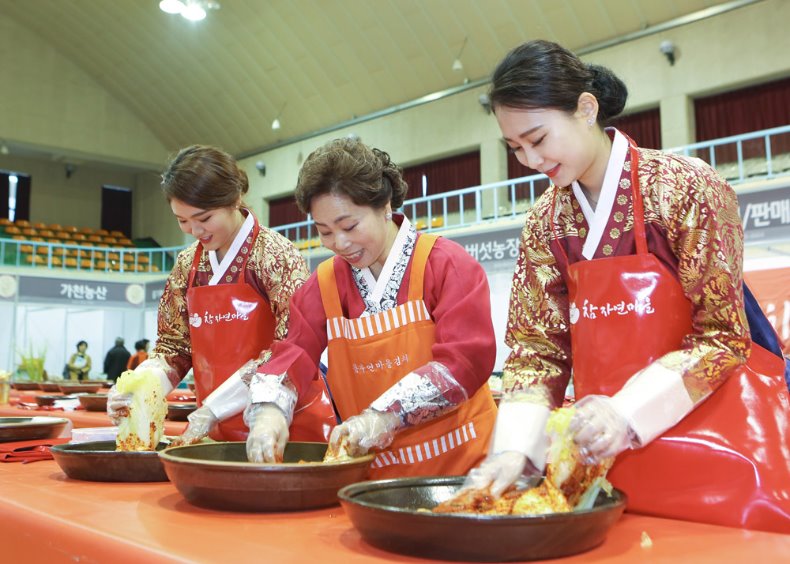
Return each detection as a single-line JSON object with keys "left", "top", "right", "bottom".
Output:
{"left": 738, "top": 184, "right": 790, "bottom": 243}
{"left": 16, "top": 276, "right": 148, "bottom": 307}
{"left": 303, "top": 224, "right": 524, "bottom": 272}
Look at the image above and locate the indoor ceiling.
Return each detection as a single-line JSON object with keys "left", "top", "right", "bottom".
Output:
{"left": 1, "top": 0, "right": 742, "bottom": 161}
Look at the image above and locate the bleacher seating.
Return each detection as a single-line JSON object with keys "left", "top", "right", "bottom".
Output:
{"left": 0, "top": 219, "right": 161, "bottom": 273}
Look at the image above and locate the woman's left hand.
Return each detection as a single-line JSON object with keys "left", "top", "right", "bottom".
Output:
{"left": 569, "top": 395, "right": 636, "bottom": 464}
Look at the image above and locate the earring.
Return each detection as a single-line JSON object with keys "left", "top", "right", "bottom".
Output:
{"left": 587, "top": 118, "right": 594, "bottom": 127}
{"left": 385, "top": 212, "right": 392, "bottom": 220}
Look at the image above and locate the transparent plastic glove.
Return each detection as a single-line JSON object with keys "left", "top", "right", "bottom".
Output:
{"left": 108, "top": 362, "right": 174, "bottom": 425}
{"left": 461, "top": 451, "right": 540, "bottom": 497}
{"left": 107, "top": 384, "right": 132, "bottom": 425}
{"left": 245, "top": 403, "right": 289, "bottom": 463}
{"left": 328, "top": 408, "right": 402, "bottom": 458}
{"left": 169, "top": 405, "right": 218, "bottom": 447}
{"left": 569, "top": 395, "right": 637, "bottom": 464}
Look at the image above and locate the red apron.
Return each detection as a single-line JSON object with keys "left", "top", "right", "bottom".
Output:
{"left": 555, "top": 137, "right": 790, "bottom": 533}
{"left": 317, "top": 234, "right": 497, "bottom": 479}
{"left": 187, "top": 220, "right": 336, "bottom": 442}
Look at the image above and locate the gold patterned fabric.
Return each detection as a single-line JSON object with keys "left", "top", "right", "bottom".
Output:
{"left": 151, "top": 216, "right": 309, "bottom": 387}
{"left": 504, "top": 145, "right": 749, "bottom": 408}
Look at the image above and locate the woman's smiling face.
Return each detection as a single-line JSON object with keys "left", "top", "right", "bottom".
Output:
{"left": 496, "top": 105, "right": 598, "bottom": 189}
{"left": 171, "top": 198, "right": 242, "bottom": 256}
{"left": 311, "top": 192, "right": 393, "bottom": 272}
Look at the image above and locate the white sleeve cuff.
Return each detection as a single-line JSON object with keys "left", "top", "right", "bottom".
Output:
{"left": 610, "top": 362, "right": 695, "bottom": 446}
{"left": 491, "top": 401, "right": 550, "bottom": 472}
{"left": 203, "top": 371, "right": 248, "bottom": 421}
{"left": 137, "top": 360, "right": 175, "bottom": 394}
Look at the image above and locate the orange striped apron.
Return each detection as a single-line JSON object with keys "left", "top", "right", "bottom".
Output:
{"left": 317, "top": 234, "right": 497, "bottom": 479}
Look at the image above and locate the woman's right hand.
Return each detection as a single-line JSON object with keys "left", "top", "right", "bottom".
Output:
{"left": 245, "top": 403, "right": 289, "bottom": 463}
{"left": 461, "top": 451, "right": 540, "bottom": 497}
{"left": 106, "top": 385, "right": 133, "bottom": 425}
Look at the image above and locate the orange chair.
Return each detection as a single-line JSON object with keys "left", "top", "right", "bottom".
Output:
{"left": 0, "top": 218, "right": 12, "bottom": 226}
{"left": 51, "top": 256, "right": 63, "bottom": 267}
{"left": 107, "top": 252, "right": 120, "bottom": 261}
{"left": 22, "top": 228, "right": 37, "bottom": 237}
{"left": 79, "top": 226, "right": 94, "bottom": 235}
{"left": 20, "top": 244, "right": 34, "bottom": 254}
{"left": 430, "top": 217, "right": 444, "bottom": 228}
{"left": 79, "top": 259, "right": 92, "bottom": 269}
{"left": 110, "top": 230, "right": 125, "bottom": 238}
{"left": 48, "top": 223, "right": 62, "bottom": 231}
{"left": 32, "top": 222, "right": 47, "bottom": 230}
{"left": 137, "top": 255, "right": 150, "bottom": 264}
{"left": 95, "top": 229, "right": 109, "bottom": 236}
{"left": 64, "top": 257, "right": 78, "bottom": 268}
{"left": 63, "top": 225, "right": 78, "bottom": 233}
{"left": 39, "top": 229, "right": 54, "bottom": 238}
{"left": 12, "top": 235, "right": 25, "bottom": 241}
{"left": 36, "top": 246, "right": 50, "bottom": 256}
{"left": 25, "top": 254, "right": 45, "bottom": 266}
{"left": 88, "top": 234, "right": 102, "bottom": 243}
{"left": 72, "top": 233, "right": 87, "bottom": 242}
{"left": 15, "top": 219, "right": 31, "bottom": 228}
{"left": 103, "top": 236, "right": 118, "bottom": 245}
{"left": 56, "top": 231, "right": 72, "bottom": 240}
{"left": 6, "top": 226, "right": 21, "bottom": 235}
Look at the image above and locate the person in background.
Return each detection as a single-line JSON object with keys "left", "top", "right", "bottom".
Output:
{"left": 107, "top": 145, "right": 334, "bottom": 445}
{"left": 126, "top": 339, "right": 149, "bottom": 371}
{"left": 463, "top": 40, "right": 790, "bottom": 534}
{"left": 66, "top": 340, "right": 92, "bottom": 381}
{"left": 103, "top": 337, "right": 131, "bottom": 382}
{"left": 244, "top": 137, "right": 498, "bottom": 478}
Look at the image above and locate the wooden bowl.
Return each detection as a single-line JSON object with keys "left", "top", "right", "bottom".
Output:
{"left": 50, "top": 441, "right": 169, "bottom": 482}
{"left": 35, "top": 394, "right": 77, "bottom": 407}
{"left": 166, "top": 403, "right": 197, "bottom": 421}
{"left": 77, "top": 393, "right": 109, "bottom": 412}
{"left": 338, "top": 476, "right": 627, "bottom": 562}
{"left": 58, "top": 383, "right": 103, "bottom": 394}
{"left": 11, "top": 382, "right": 41, "bottom": 391}
{"left": 39, "top": 382, "right": 63, "bottom": 392}
{"left": 159, "top": 442, "right": 374, "bottom": 512}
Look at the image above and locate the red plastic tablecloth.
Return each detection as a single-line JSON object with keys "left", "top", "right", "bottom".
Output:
{"left": 0, "top": 457, "right": 787, "bottom": 563}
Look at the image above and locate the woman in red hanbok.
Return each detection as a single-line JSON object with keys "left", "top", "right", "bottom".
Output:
{"left": 107, "top": 145, "right": 334, "bottom": 444}
{"left": 464, "top": 40, "right": 790, "bottom": 533}
{"left": 244, "top": 138, "right": 498, "bottom": 478}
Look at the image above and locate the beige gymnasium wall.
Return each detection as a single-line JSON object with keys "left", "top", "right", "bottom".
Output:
{"left": 2, "top": 0, "right": 790, "bottom": 243}
{"left": 241, "top": 0, "right": 790, "bottom": 223}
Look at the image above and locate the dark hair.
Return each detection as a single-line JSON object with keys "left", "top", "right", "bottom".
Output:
{"left": 134, "top": 339, "right": 149, "bottom": 351}
{"left": 489, "top": 40, "right": 628, "bottom": 124}
{"left": 161, "top": 145, "right": 249, "bottom": 209}
{"left": 295, "top": 137, "right": 409, "bottom": 214}
{"left": 76, "top": 340, "right": 87, "bottom": 349}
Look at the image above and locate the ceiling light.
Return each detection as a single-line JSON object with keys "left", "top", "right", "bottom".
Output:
{"left": 160, "top": 0, "right": 219, "bottom": 21}
{"left": 452, "top": 37, "right": 468, "bottom": 72}
{"left": 271, "top": 102, "right": 287, "bottom": 131}
{"left": 182, "top": 3, "right": 207, "bottom": 21}
{"left": 159, "top": 0, "right": 185, "bottom": 14}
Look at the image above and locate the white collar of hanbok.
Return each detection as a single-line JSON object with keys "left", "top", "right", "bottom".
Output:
{"left": 572, "top": 129, "right": 628, "bottom": 260}
{"left": 358, "top": 214, "right": 413, "bottom": 304}
{"left": 207, "top": 211, "right": 255, "bottom": 286}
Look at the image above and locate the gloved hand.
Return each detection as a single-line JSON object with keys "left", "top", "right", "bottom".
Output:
{"left": 569, "top": 394, "right": 637, "bottom": 464}
{"left": 461, "top": 451, "right": 541, "bottom": 497}
{"left": 107, "top": 361, "right": 174, "bottom": 425}
{"left": 169, "top": 405, "right": 218, "bottom": 447}
{"left": 328, "top": 408, "right": 402, "bottom": 458}
{"left": 107, "top": 385, "right": 132, "bottom": 425}
{"left": 245, "top": 403, "right": 289, "bottom": 463}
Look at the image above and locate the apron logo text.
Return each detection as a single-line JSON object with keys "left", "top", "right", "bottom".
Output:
{"left": 570, "top": 297, "right": 656, "bottom": 324}
{"left": 353, "top": 354, "right": 409, "bottom": 375}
